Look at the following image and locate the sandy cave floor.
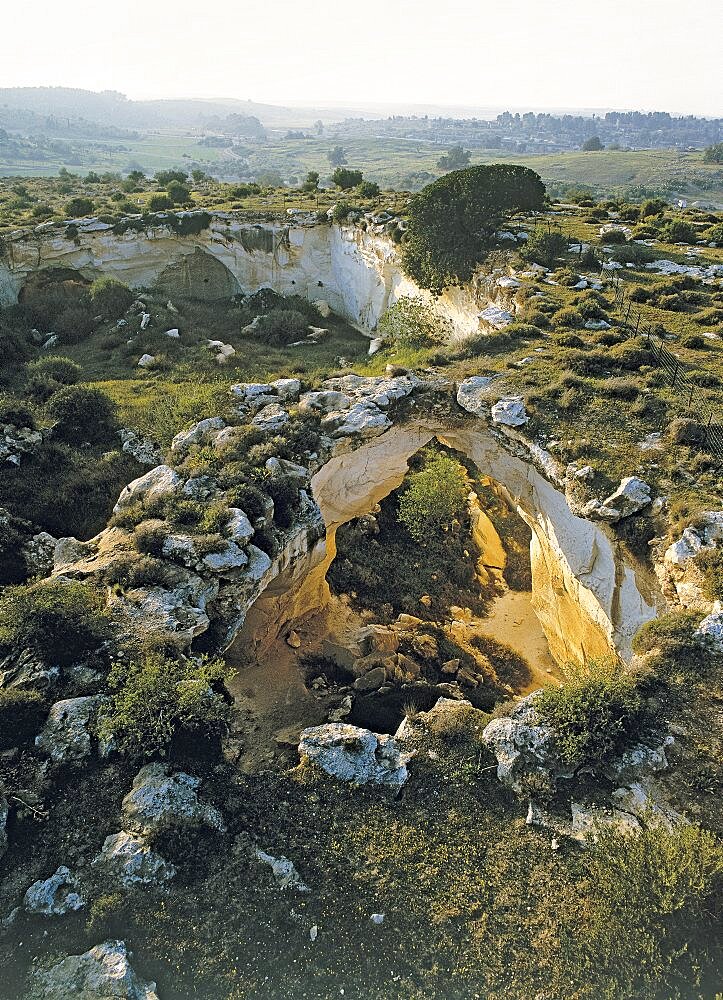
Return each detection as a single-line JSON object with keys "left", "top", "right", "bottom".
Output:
{"left": 225, "top": 585, "right": 559, "bottom": 774}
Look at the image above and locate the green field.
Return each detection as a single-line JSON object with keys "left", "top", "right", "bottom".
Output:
{"left": 2, "top": 127, "right": 722, "bottom": 204}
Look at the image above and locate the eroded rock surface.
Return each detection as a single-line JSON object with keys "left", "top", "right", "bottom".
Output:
{"left": 299, "top": 723, "right": 413, "bottom": 788}
{"left": 28, "top": 940, "right": 158, "bottom": 1000}
{"left": 121, "top": 764, "right": 225, "bottom": 837}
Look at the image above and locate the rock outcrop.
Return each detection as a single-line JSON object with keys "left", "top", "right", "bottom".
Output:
{"left": 121, "top": 764, "right": 226, "bottom": 837}
{"left": 24, "top": 866, "right": 85, "bottom": 917}
{"left": 28, "top": 940, "right": 158, "bottom": 1000}
{"left": 298, "top": 723, "right": 413, "bottom": 788}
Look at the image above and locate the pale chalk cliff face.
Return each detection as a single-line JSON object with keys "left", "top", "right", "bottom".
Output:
{"left": 0, "top": 215, "right": 513, "bottom": 339}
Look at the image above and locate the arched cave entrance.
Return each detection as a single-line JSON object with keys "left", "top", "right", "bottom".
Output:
{"left": 225, "top": 421, "right": 660, "bottom": 770}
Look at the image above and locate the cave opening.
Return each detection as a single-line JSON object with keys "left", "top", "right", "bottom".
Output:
{"left": 226, "top": 438, "right": 559, "bottom": 763}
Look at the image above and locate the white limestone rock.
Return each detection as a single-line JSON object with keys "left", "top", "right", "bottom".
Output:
{"left": 137, "top": 354, "right": 155, "bottom": 368}
{"left": 480, "top": 692, "right": 565, "bottom": 792}
{"left": 28, "top": 940, "right": 158, "bottom": 1000}
{"left": 456, "top": 376, "right": 496, "bottom": 416}
{"left": 121, "top": 763, "right": 226, "bottom": 838}
{"left": 92, "top": 831, "right": 176, "bottom": 889}
{"left": 323, "top": 401, "right": 391, "bottom": 439}
{"left": 479, "top": 304, "right": 514, "bottom": 329}
{"left": 696, "top": 602, "right": 723, "bottom": 652}
{"left": 600, "top": 741, "right": 669, "bottom": 786}
{"left": 24, "top": 866, "right": 85, "bottom": 917}
{"left": 35, "top": 696, "right": 103, "bottom": 767}
{"left": 113, "top": 465, "right": 181, "bottom": 513}
{"left": 491, "top": 396, "right": 528, "bottom": 427}
{"left": 298, "top": 390, "right": 352, "bottom": 414}
{"left": 252, "top": 403, "right": 290, "bottom": 433}
{"left": 22, "top": 531, "right": 58, "bottom": 577}
{"left": 298, "top": 723, "right": 413, "bottom": 788}
{"left": 0, "top": 792, "right": 8, "bottom": 860}
{"left": 118, "top": 429, "right": 161, "bottom": 467}
{"left": 601, "top": 476, "right": 652, "bottom": 521}
{"left": 255, "top": 849, "right": 311, "bottom": 892}
{"left": 226, "top": 508, "right": 254, "bottom": 546}
{"left": 171, "top": 416, "right": 226, "bottom": 454}
{"left": 201, "top": 541, "right": 248, "bottom": 574}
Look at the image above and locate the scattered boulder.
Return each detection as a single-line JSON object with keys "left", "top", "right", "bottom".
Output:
{"left": 137, "top": 354, "right": 155, "bottom": 369}
{"left": 480, "top": 692, "right": 565, "bottom": 793}
{"left": 35, "top": 696, "right": 103, "bottom": 767}
{"left": 456, "top": 376, "right": 496, "bottom": 416}
{"left": 298, "top": 723, "right": 413, "bottom": 789}
{"left": 254, "top": 849, "right": 311, "bottom": 892}
{"left": 28, "top": 940, "right": 158, "bottom": 1000}
{"left": 696, "top": 602, "right": 723, "bottom": 652}
{"left": 113, "top": 465, "right": 181, "bottom": 513}
{"left": 170, "top": 417, "right": 226, "bottom": 454}
{"left": 118, "top": 429, "right": 161, "bottom": 467}
{"left": 491, "top": 396, "right": 528, "bottom": 427}
{"left": 92, "top": 831, "right": 176, "bottom": 889}
{"left": 22, "top": 531, "right": 58, "bottom": 578}
{"left": 24, "top": 866, "right": 85, "bottom": 917}
{"left": 600, "top": 476, "right": 652, "bottom": 521}
{"left": 323, "top": 401, "right": 391, "bottom": 439}
{"left": 121, "top": 763, "right": 225, "bottom": 838}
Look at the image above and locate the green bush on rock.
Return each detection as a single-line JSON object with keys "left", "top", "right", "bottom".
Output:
{"left": 536, "top": 659, "right": 645, "bottom": 768}
{"left": 98, "top": 651, "right": 231, "bottom": 757}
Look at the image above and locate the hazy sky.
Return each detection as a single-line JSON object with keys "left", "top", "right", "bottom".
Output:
{"left": 3, "top": 0, "right": 722, "bottom": 115}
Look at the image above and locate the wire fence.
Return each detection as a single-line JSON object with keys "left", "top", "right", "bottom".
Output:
{"left": 601, "top": 268, "right": 723, "bottom": 462}
{"left": 523, "top": 212, "right": 722, "bottom": 462}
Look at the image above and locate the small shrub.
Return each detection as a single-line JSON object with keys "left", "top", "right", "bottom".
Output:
{"left": 46, "top": 385, "right": 116, "bottom": 443}
{"left": 65, "top": 196, "right": 94, "bottom": 217}
{"left": 535, "top": 659, "right": 644, "bottom": 769}
{"left": 90, "top": 277, "right": 134, "bottom": 320}
{"left": 378, "top": 297, "right": 450, "bottom": 348}
{"left": 225, "top": 482, "right": 268, "bottom": 522}
{"left": 250, "top": 309, "right": 308, "bottom": 346}
{"left": 520, "top": 230, "right": 568, "bottom": 269}
{"left": 133, "top": 519, "right": 169, "bottom": 556}
{"left": 102, "top": 552, "right": 172, "bottom": 589}
{"left": 98, "top": 651, "right": 230, "bottom": 757}
{"left": 662, "top": 218, "right": 697, "bottom": 244}
{"left": 602, "top": 228, "right": 627, "bottom": 244}
{"left": 696, "top": 548, "right": 723, "bottom": 602}
{"left": 148, "top": 194, "right": 172, "bottom": 211}
{"left": 667, "top": 417, "right": 706, "bottom": 446}
{"left": 26, "top": 356, "right": 81, "bottom": 385}
{"left": 0, "top": 580, "right": 110, "bottom": 665}
{"left": 632, "top": 610, "right": 706, "bottom": 674}
{"left": 553, "top": 306, "right": 584, "bottom": 329}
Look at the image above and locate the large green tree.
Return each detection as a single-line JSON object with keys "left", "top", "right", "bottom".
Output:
{"left": 401, "top": 164, "right": 546, "bottom": 292}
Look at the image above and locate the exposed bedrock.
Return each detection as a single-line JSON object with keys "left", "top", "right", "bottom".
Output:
{"left": 49, "top": 374, "right": 662, "bottom": 668}
{"left": 0, "top": 217, "right": 513, "bottom": 338}
{"left": 238, "top": 419, "right": 661, "bottom": 666}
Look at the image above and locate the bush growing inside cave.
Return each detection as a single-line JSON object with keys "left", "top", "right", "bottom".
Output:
{"left": 396, "top": 449, "right": 469, "bottom": 544}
